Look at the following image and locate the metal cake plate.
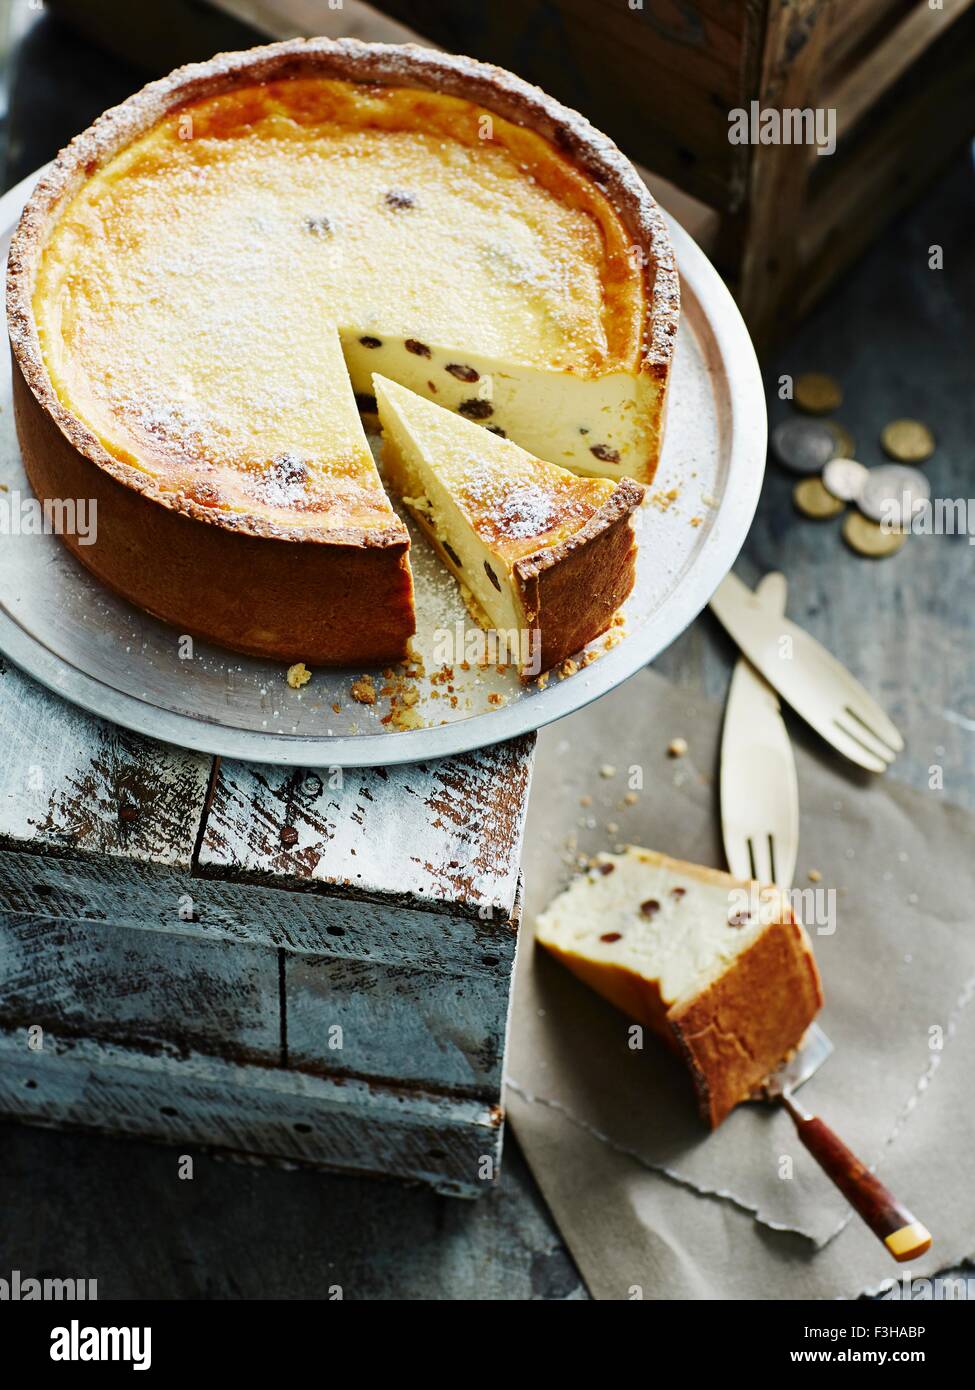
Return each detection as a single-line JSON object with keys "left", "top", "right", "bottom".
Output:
{"left": 0, "top": 167, "right": 765, "bottom": 768}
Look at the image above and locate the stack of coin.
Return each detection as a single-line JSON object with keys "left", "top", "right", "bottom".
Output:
{"left": 774, "top": 372, "right": 936, "bottom": 560}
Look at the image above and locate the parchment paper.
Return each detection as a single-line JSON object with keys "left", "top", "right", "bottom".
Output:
{"left": 508, "top": 667, "right": 975, "bottom": 1297}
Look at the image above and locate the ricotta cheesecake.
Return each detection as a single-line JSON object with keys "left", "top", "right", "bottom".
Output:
{"left": 536, "top": 848, "right": 823, "bottom": 1127}
{"left": 7, "top": 38, "right": 678, "bottom": 667}
{"left": 375, "top": 375, "right": 644, "bottom": 676}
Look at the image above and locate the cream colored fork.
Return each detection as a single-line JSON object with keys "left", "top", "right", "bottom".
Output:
{"left": 710, "top": 573, "right": 903, "bottom": 775}
{"left": 720, "top": 572, "right": 799, "bottom": 889}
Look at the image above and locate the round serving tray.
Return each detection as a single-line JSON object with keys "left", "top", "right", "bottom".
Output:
{"left": 0, "top": 166, "right": 765, "bottom": 768}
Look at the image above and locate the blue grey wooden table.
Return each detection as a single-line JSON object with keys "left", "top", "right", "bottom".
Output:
{"left": 1, "top": 11, "right": 972, "bottom": 1300}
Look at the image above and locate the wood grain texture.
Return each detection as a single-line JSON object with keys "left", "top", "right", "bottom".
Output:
{"left": 0, "top": 660, "right": 212, "bottom": 865}
{"left": 0, "top": 1028, "right": 505, "bottom": 1197}
{"left": 0, "top": 848, "right": 521, "bottom": 967}
{"left": 199, "top": 737, "right": 535, "bottom": 919}
{"left": 0, "top": 914, "right": 281, "bottom": 1064}
{"left": 285, "top": 881, "right": 522, "bottom": 1095}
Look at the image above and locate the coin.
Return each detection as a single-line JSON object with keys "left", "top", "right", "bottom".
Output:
{"left": 794, "top": 477, "right": 845, "bottom": 519}
{"left": 881, "top": 418, "right": 935, "bottom": 463}
{"left": 826, "top": 421, "right": 856, "bottom": 458}
{"left": 822, "top": 457, "right": 869, "bottom": 502}
{"left": 843, "top": 512, "right": 907, "bottom": 558}
{"left": 794, "top": 372, "right": 843, "bottom": 415}
{"left": 772, "top": 419, "right": 836, "bottom": 474}
{"left": 858, "top": 464, "right": 930, "bottom": 527}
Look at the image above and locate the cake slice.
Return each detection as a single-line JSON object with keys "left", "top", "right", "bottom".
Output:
{"left": 535, "top": 847, "right": 823, "bottom": 1127}
{"left": 374, "top": 375, "right": 644, "bottom": 677}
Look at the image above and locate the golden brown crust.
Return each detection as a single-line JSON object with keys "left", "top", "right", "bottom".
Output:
{"left": 12, "top": 358, "right": 415, "bottom": 665}
{"left": 514, "top": 479, "right": 642, "bottom": 675}
{"left": 670, "top": 915, "right": 824, "bottom": 1128}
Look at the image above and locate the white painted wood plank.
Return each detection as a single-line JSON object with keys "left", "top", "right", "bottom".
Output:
{"left": 200, "top": 736, "right": 535, "bottom": 917}
{"left": 0, "top": 661, "right": 212, "bottom": 866}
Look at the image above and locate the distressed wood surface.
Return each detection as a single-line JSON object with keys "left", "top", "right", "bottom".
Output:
{"left": 0, "top": 661, "right": 212, "bottom": 864}
{"left": 200, "top": 739, "right": 534, "bottom": 918}
{"left": 0, "top": 915, "right": 281, "bottom": 1065}
{"left": 285, "top": 881, "right": 522, "bottom": 1095}
{"left": 0, "top": 1028, "right": 504, "bottom": 1198}
{"left": 0, "top": 847, "right": 522, "bottom": 967}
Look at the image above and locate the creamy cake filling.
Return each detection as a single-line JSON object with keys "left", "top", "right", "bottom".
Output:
{"left": 536, "top": 847, "right": 787, "bottom": 1007}
{"left": 374, "top": 374, "right": 625, "bottom": 667}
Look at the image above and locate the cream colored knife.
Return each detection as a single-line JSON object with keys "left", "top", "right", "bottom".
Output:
{"left": 720, "top": 572, "right": 799, "bottom": 889}
{"left": 710, "top": 572, "right": 903, "bottom": 774}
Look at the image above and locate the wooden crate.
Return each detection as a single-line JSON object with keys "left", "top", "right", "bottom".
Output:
{"left": 47, "top": 0, "right": 975, "bottom": 348}
{"left": 0, "top": 659, "right": 534, "bottom": 1197}
{"left": 364, "top": 0, "right": 975, "bottom": 349}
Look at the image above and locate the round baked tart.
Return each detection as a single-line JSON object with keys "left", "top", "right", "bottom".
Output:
{"left": 6, "top": 37, "right": 679, "bottom": 668}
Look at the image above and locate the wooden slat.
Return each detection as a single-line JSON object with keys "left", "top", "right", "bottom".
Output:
{"left": 0, "top": 661, "right": 213, "bottom": 866}
{"left": 199, "top": 737, "right": 534, "bottom": 920}
{"left": 0, "top": 847, "right": 521, "bottom": 969}
{"left": 734, "top": 0, "right": 834, "bottom": 349}
{"left": 796, "top": 21, "right": 975, "bottom": 318}
{"left": 0, "top": 915, "right": 280, "bottom": 1065}
{"left": 823, "top": 0, "right": 914, "bottom": 79}
{"left": 0, "top": 1027, "right": 504, "bottom": 1197}
{"left": 824, "top": 0, "right": 975, "bottom": 147}
{"left": 285, "top": 955, "right": 512, "bottom": 1095}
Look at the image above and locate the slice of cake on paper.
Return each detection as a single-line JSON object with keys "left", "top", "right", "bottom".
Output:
{"left": 374, "top": 375, "right": 644, "bottom": 678}
{"left": 535, "top": 847, "right": 823, "bottom": 1127}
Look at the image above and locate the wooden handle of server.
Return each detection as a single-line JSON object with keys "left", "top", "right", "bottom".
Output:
{"left": 781, "top": 1094, "right": 932, "bottom": 1262}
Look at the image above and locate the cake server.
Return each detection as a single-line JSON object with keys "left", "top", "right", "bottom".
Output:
{"left": 758, "top": 1024, "right": 933, "bottom": 1263}
{"left": 720, "top": 571, "right": 798, "bottom": 889}
{"left": 709, "top": 571, "right": 903, "bottom": 773}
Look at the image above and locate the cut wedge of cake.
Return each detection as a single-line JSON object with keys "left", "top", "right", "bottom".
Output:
{"left": 536, "top": 847, "right": 823, "bottom": 1127}
{"left": 374, "top": 375, "right": 644, "bottom": 677}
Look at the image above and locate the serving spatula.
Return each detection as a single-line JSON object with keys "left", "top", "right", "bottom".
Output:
{"left": 757, "top": 1024, "right": 933, "bottom": 1263}
{"left": 709, "top": 572, "right": 903, "bottom": 774}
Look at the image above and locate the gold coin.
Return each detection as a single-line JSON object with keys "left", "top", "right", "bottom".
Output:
{"left": 794, "top": 477, "right": 845, "bottom": 519}
{"left": 827, "top": 421, "right": 856, "bottom": 458}
{"left": 842, "top": 511, "right": 907, "bottom": 558}
{"left": 880, "top": 418, "right": 935, "bottom": 463}
{"left": 794, "top": 372, "right": 843, "bottom": 415}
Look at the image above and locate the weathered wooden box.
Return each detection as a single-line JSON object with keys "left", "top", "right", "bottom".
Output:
{"left": 0, "top": 661, "right": 533, "bottom": 1197}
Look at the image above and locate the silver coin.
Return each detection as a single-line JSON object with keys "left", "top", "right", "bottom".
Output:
{"left": 772, "top": 419, "right": 836, "bottom": 475}
{"left": 822, "top": 457, "right": 869, "bottom": 502}
{"left": 858, "top": 465, "right": 931, "bottom": 527}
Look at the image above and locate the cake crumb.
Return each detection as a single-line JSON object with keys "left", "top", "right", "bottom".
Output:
{"left": 579, "top": 794, "right": 592, "bottom": 807}
{"left": 599, "top": 764, "right": 616, "bottom": 779}
{"left": 808, "top": 868, "right": 823, "bottom": 883}
{"left": 623, "top": 791, "right": 639, "bottom": 806}
{"left": 286, "top": 662, "right": 311, "bottom": 690}
{"left": 668, "top": 737, "right": 688, "bottom": 758}
{"left": 487, "top": 692, "right": 503, "bottom": 706}
{"left": 351, "top": 675, "right": 377, "bottom": 705}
